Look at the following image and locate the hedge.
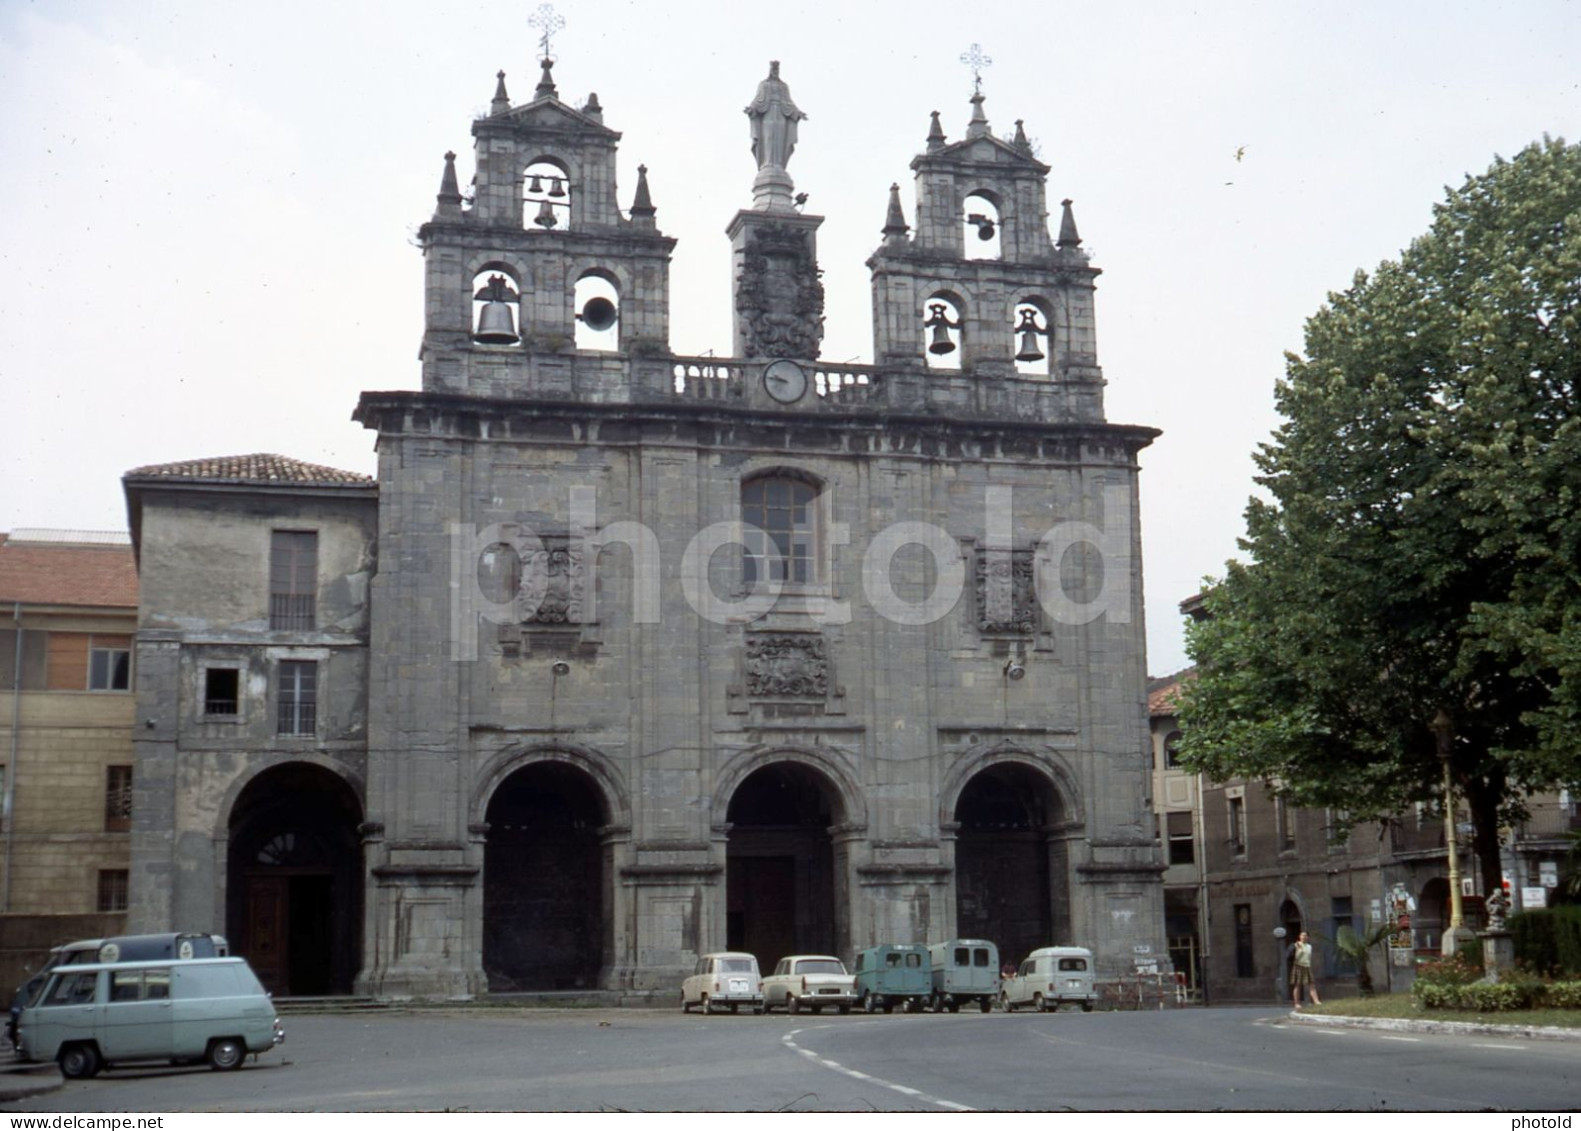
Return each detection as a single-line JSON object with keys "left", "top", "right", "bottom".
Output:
{"left": 1509, "top": 906, "right": 1581, "bottom": 976}
{"left": 1412, "top": 979, "right": 1581, "bottom": 1011}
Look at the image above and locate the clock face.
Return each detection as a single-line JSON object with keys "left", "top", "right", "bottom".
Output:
{"left": 762, "top": 359, "right": 808, "bottom": 404}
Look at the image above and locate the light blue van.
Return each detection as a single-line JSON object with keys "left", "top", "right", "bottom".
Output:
{"left": 17, "top": 957, "right": 283, "bottom": 1077}
{"left": 853, "top": 944, "right": 931, "bottom": 1013}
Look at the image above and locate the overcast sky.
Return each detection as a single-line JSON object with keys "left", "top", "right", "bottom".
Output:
{"left": 2, "top": 0, "right": 1577, "bottom": 674}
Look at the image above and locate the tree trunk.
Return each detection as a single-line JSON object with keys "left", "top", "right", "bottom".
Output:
{"left": 1463, "top": 768, "right": 1506, "bottom": 899}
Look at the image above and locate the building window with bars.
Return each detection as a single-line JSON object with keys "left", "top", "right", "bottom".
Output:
{"left": 204, "top": 668, "right": 241, "bottom": 717}
{"left": 269, "top": 531, "right": 318, "bottom": 630}
{"left": 277, "top": 660, "right": 317, "bottom": 736}
{"left": 105, "top": 765, "right": 133, "bottom": 831}
{"left": 98, "top": 869, "right": 129, "bottom": 912}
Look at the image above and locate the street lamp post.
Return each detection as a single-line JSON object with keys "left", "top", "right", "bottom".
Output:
{"left": 1431, "top": 709, "right": 1475, "bottom": 956}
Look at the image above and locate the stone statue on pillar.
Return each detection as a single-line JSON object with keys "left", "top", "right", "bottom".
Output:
{"left": 745, "top": 61, "right": 806, "bottom": 211}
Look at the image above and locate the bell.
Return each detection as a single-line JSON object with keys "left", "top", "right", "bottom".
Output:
{"left": 528, "top": 174, "right": 544, "bottom": 194}
{"left": 579, "top": 296, "right": 618, "bottom": 331}
{"left": 924, "top": 302, "right": 957, "bottom": 356}
{"left": 534, "top": 198, "right": 558, "bottom": 228}
{"left": 547, "top": 176, "right": 566, "bottom": 199}
{"left": 1014, "top": 309, "right": 1046, "bottom": 363}
{"left": 928, "top": 321, "right": 957, "bottom": 355}
{"left": 967, "top": 212, "right": 996, "bottom": 241}
{"left": 475, "top": 300, "right": 519, "bottom": 344}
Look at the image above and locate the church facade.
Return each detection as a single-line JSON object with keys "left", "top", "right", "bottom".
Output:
{"left": 125, "top": 57, "right": 1166, "bottom": 999}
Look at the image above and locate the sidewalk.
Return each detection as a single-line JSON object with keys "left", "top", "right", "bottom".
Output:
{"left": 1287, "top": 1008, "right": 1581, "bottom": 1042}
{"left": 0, "top": 1058, "right": 62, "bottom": 1104}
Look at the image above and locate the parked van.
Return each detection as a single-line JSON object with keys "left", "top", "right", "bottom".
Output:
{"left": 1000, "top": 946, "right": 1097, "bottom": 1012}
{"left": 8, "top": 933, "right": 229, "bottom": 1052}
{"left": 853, "top": 944, "right": 931, "bottom": 1013}
{"left": 17, "top": 957, "right": 283, "bottom": 1077}
{"left": 927, "top": 939, "right": 999, "bottom": 1013}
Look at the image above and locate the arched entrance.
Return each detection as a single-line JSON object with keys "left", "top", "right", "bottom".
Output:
{"left": 953, "top": 762, "right": 1066, "bottom": 966}
{"left": 725, "top": 762, "right": 845, "bottom": 973}
{"left": 483, "top": 761, "right": 609, "bottom": 991}
{"left": 227, "top": 763, "right": 363, "bottom": 996}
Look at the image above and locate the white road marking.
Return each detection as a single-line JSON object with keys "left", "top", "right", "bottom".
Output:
{"left": 1473, "top": 1043, "right": 1527, "bottom": 1051}
{"left": 1379, "top": 1036, "right": 1420, "bottom": 1042}
{"left": 781, "top": 1030, "right": 976, "bottom": 1112}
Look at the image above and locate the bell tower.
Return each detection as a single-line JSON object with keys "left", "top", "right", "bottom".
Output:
{"left": 867, "top": 81, "right": 1103, "bottom": 421}
{"left": 416, "top": 57, "right": 675, "bottom": 398}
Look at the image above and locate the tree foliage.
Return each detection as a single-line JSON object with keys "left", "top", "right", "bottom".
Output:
{"left": 1179, "top": 138, "right": 1581, "bottom": 889}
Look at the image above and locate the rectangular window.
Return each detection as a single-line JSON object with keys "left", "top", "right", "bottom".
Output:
{"left": 1167, "top": 811, "right": 1195, "bottom": 865}
{"left": 741, "top": 478, "right": 816, "bottom": 585}
{"left": 1326, "top": 809, "right": 1351, "bottom": 851}
{"left": 88, "top": 636, "right": 132, "bottom": 691}
{"left": 269, "top": 531, "right": 318, "bottom": 630}
{"left": 1228, "top": 795, "right": 1247, "bottom": 857}
{"left": 1277, "top": 794, "right": 1296, "bottom": 852}
{"left": 97, "top": 869, "right": 129, "bottom": 913}
{"left": 204, "top": 668, "right": 241, "bottom": 716}
{"left": 1234, "top": 904, "right": 1255, "bottom": 978}
{"left": 277, "top": 660, "right": 318, "bottom": 735}
{"left": 105, "top": 765, "right": 133, "bottom": 831}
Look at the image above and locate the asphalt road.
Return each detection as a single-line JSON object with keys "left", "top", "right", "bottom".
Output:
{"left": 4, "top": 1006, "right": 1577, "bottom": 1112}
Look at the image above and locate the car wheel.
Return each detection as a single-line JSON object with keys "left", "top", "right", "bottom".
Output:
{"left": 700, "top": 994, "right": 712, "bottom": 1014}
{"left": 58, "top": 1043, "right": 101, "bottom": 1080}
{"left": 208, "top": 1038, "right": 246, "bottom": 1071}
{"left": 863, "top": 995, "right": 878, "bottom": 1013}
{"left": 931, "top": 995, "right": 945, "bottom": 1013}
{"left": 788, "top": 994, "right": 801, "bottom": 1015}
{"left": 1001, "top": 992, "right": 1014, "bottom": 1013}
{"left": 1033, "top": 993, "right": 1047, "bottom": 1013}
{"left": 978, "top": 998, "right": 992, "bottom": 1013}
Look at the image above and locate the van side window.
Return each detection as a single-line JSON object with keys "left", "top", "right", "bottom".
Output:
{"left": 905, "top": 953, "right": 921, "bottom": 968}
{"left": 145, "top": 970, "right": 171, "bottom": 999}
{"left": 973, "top": 948, "right": 990, "bottom": 967}
{"left": 110, "top": 970, "right": 144, "bottom": 1002}
{"left": 44, "top": 972, "right": 98, "bottom": 1006}
{"left": 1019, "top": 961, "right": 1034, "bottom": 977}
{"left": 1058, "top": 958, "right": 1088, "bottom": 971}
{"left": 886, "top": 952, "right": 901, "bottom": 968}
{"left": 855, "top": 953, "right": 865, "bottom": 971}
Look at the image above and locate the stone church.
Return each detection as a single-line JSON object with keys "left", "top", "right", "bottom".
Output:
{"left": 124, "top": 54, "right": 1166, "bottom": 998}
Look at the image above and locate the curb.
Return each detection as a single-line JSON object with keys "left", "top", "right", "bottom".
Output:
{"left": 0, "top": 1066, "right": 65, "bottom": 1104}
{"left": 1287, "top": 1010, "right": 1581, "bottom": 1042}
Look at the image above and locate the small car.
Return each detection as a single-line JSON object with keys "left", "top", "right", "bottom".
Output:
{"left": 853, "top": 944, "right": 931, "bottom": 1013}
{"left": 927, "top": 938, "right": 1000, "bottom": 1013}
{"left": 762, "top": 955, "right": 857, "bottom": 1014}
{"left": 1001, "top": 945, "right": 1097, "bottom": 1012}
{"left": 681, "top": 952, "right": 764, "bottom": 1014}
{"left": 16, "top": 957, "right": 284, "bottom": 1077}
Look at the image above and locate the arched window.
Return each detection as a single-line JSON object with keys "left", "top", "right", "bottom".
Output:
{"left": 524, "top": 159, "right": 571, "bottom": 231}
{"left": 1013, "top": 298, "right": 1052, "bottom": 377}
{"left": 573, "top": 272, "right": 619, "bottom": 351}
{"left": 922, "top": 293, "right": 964, "bottom": 370}
{"left": 962, "top": 191, "right": 1002, "bottom": 260}
{"left": 741, "top": 476, "right": 817, "bottom": 585}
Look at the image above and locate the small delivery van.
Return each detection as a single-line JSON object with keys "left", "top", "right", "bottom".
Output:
{"left": 1000, "top": 946, "right": 1097, "bottom": 1012}
{"left": 17, "top": 957, "right": 284, "bottom": 1077}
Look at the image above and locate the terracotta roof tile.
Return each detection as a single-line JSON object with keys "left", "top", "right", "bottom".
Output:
{"left": 1147, "top": 667, "right": 1195, "bottom": 717}
{"left": 0, "top": 532, "right": 138, "bottom": 608}
{"left": 124, "top": 453, "right": 373, "bottom": 486}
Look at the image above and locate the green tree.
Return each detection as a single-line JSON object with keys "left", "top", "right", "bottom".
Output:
{"left": 1179, "top": 137, "right": 1581, "bottom": 891}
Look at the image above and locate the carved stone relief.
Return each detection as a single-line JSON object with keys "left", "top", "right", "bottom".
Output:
{"left": 736, "top": 226, "right": 824, "bottom": 360}
{"left": 745, "top": 633, "right": 828, "bottom": 698}
{"left": 976, "top": 547, "right": 1037, "bottom": 635}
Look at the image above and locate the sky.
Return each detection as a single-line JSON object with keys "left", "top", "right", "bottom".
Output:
{"left": 1, "top": 0, "right": 1578, "bottom": 675}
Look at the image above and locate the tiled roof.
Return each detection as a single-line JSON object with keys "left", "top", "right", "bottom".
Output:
{"left": 124, "top": 453, "right": 373, "bottom": 486}
{"left": 1147, "top": 667, "right": 1195, "bottom": 717}
{"left": 0, "top": 531, "right": 138, "bottom": 608}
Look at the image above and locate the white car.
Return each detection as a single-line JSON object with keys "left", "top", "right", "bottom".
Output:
{"left": 681, "top": 952, "right": 764, "bottom": 1014}
{"left": 762, "top": 955, "right": 857, "bottom": 1014}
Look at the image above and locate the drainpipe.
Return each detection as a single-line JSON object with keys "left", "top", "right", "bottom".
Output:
{"left": 3, "top": 602, "right": 23, "bottom": 912}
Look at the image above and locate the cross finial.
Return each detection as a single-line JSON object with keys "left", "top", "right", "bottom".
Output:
{"left": 530, "top": 3, "right": 565, "bottom": 62}
{"left": 959, "top": 43, "right": 992, "bottom": 95}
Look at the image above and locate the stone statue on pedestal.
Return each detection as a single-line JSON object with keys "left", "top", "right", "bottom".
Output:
{"left": 745, "top": 61, "right": 806, "bottom": 211}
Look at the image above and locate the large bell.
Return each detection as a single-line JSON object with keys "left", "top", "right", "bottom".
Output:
{"left": 475, "top": 300, "right": 519, "bottom": 344}
{"left": 579, "top": 295, "right": 618, "bottom": 332}
{"left": 1014, "top": 309, "right": 1046, "bottom": 362}
{"left": 924, "top": 302, "right": 958, "bottom": 356}
{"left": 474, "top": 275, "right": 519, "bottom": 344}
{"left": 534, "top": 198, "right": 558, "bottom": 229}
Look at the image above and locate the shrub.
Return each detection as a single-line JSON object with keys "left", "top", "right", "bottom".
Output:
{"left": 1414, "top": 953, "right": 1482, "bottom": 988}
{"left": 1544, "top": 981, "right": 1581, "bottom": 1009}
{"left": 1510, "top": 906, "right": 1581, "bottom": 976}
{"left": 1413, "top": 977, "right": 1581, "bottom": 1011}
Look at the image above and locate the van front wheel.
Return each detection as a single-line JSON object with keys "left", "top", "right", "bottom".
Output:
{"left": 58, "top": 1043, "right": 101, "bottom": 1079}
{"left": 208, "top": 1038, "right": 246, "bottom": 1071}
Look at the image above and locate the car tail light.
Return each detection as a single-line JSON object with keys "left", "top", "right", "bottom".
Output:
{"left": 801, "top": 977, "right": 808, "bottom": 995}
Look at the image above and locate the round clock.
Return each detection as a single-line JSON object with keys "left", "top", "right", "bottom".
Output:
{"left": 762, "top": 359, "right": 808, "bottom": 404}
